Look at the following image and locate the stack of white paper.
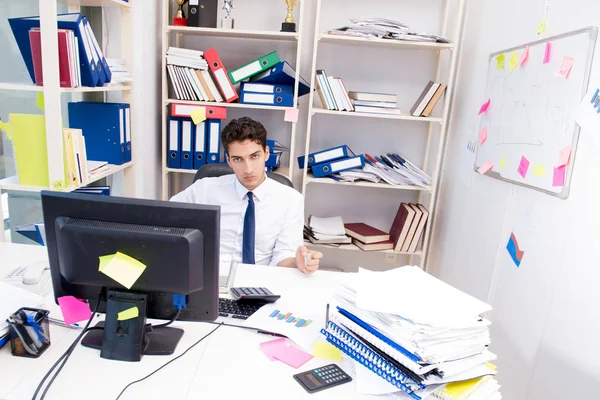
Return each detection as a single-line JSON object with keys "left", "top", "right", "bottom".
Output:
{"left": 328, "top": 18, "right": 450, "bottom": 43}
{"left": 307, "top": 215, "right": 348, "bottom": 241}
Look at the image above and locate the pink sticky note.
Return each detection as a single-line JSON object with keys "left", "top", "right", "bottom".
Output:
{"left": 477, "top": 160, "right": 494, "bottom": 175}
{"left": 479, "top": 127, "right": 488, "bottom": 145}
{"left": 543, "top": 42, "right": 551, "bottom": 64}
{"left": 260, "top": 338, "right": 287, "bottom": 361}
{"left": 57, "top": 296, "right": 92, "bottom": 325}
{"left": 556, "top": 145, "right": 571, "bottom": 167}
{"left": 517, "top": 156, "right": 530, "bottom": 178}
{"left": 520, "top": 45, "right": 530, "bottom": 65}
{"left": 478, "top": 99, "right": 491, "bottom": 115}
{"left": 284, "top": 108, "right": 299, "bottom": 123}
{"left": 553, "top": 165, "right": 566, "bottom": 186}
{"left": 556, "top": 56, "right": 575, "bottom": 79}
{"left": 273, "top": 343, "right": 313, "bottom": 369}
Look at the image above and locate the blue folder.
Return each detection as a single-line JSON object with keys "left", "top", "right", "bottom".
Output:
{"left": 68, "top": 102, "right": 127, "bottom": 165}
{"left": 83, "top": 16, "right": 111, "bottom": 83}
{"left": 239, "top": 91, "right": 294, "bottom": 107}
{"left": 9, "top": 13, "right": 101, "bottom": 87}
{"left": 193, "top": 120, "right": 207, "bottom": 169}
{"left": 180, "top": 118, "right": 194, "bottom": 170}
{"left": 312, "top": 155, "right": 365, "bottom": 178}
{"left": 265, "top": 151, "right": 282, "bottom": 168}
{"left": 298, "top": 145, "right": 354, "bottom": 169}
{"left": 206, "top": 119, "right": 221, "bottom": 164}
{"left": 250, "top": 61, "right": 310, "bottom": 96}
{"left": 122, "top": 104, "right": 132, "bottom": 163}
{"left": 168, "top": 116, "right": 181, "bottom": 168}
{"left": 240, "top": 82, "right": 293, "bottom": 95}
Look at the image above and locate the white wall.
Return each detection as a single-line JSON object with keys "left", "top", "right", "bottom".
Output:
{"left": 429, "top": 0, "right": 600, "bottom": 398}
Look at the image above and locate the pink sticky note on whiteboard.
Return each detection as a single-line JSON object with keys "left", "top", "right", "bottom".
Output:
{"left": 520, "top": 45, "right": 530, "bottom": 65}
{"left": 555, "top": 145, "right": 571, "bottom": 167}
{"left": 556, "top": 56, "right": 575, "bottom": 79}
{"left": 543, "top": 42, "right": 551, "bottom": 64}
{"left": 479, "top": 127, "right": 488, "bottom": 145}
{"left": 57, "top": 296, "right": 92, "bottom": 325}
{"left": 478, "top": 99, "right": 491, "bottom": 115}
{"left": 284, "top": 108, "right": 299, "bottom": 123}
{"left": 517, "top": 156, "right": 530, "bottom": 178}
{"left": 477, "top": 160, "right": 494, "bottom": 175}
{"left": 553, "top": 165, "right": 566, "bottom": 186}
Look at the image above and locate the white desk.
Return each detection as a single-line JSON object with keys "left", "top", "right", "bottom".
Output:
{"left": 0, "top": 243, "right": 383, "bottom": 400}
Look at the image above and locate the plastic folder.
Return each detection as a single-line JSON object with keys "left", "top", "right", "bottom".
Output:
{"left": 240, "top": 82, "right": 293, "bottom": 95}
{"left": 9, "top": 114, "right": 49, "bottom": 187}
{"left": 171, "top": 103, "right": 227, "bottom": 119}
{"left": 206, "top": 119, "right": 221, "bottom": 163}
{"left": 193, "top": 121, "right": 207, "bottom": 169}
{"left": 83, "top": 16, "right": 111, "bottom": 83}
{"left": 123, "top": 104, "right": 132, "bottom": 163}
{"left": 265, "top": 151, "right": 282, "bottom": 168}
{"left": 239, "top": 91, "right": 293, "bottom": 107}
{"left": 228, "top": 51, "right": 281, "bottom": 84}
{"left": 250, "top": 61, "right": 310, "bottom": 96}
{"left": 168, "top": 116, "right": 181, "bottom": 168}
{"left": 312, "top": 155, "right": 365, "bottom": 178}
{"left": 204, "top": 48, "right": 238, "bottom": 103}
{"left": 298, "top": 145, "right": 354, "bottom": 169}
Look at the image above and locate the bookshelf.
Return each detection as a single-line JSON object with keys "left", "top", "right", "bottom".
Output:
{"left": 0, "top": 0, "right": 136, "bottom": 242}
{"left": 299, "top": 0, "right": 466, "bottom": 268}
{"left": 160, "top": 0, "right": 306, "bottom": 200}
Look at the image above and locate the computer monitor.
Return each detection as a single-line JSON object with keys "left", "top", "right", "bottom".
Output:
{"left": 41, "top": 191, "right": 220, "bottom": 362}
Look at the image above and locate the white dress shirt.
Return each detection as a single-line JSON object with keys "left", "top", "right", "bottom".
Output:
{"left": 170, "top": 174, "right": 303, "bottom": 266}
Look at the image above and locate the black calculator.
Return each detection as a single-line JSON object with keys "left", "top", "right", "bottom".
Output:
{"left": 293, "top": 364, "right": 352, "bottom": 394}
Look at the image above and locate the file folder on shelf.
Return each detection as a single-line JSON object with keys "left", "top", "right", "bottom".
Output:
{"left": 228, "top": 51, "right": 281, "bottom": 84}
{"left": 239, "top": 91, "right": 293, "bottom": 107}
{"left": 250, "top": 61, "right": 310, "bottom": 97}
{"left": 265, "top": 151, "right": 282, "bottom": 168}
{"left": 83, "top": 16, "right": 111, "bottom": 83}
{"left": 267, "top": 139, "right": 289, "bottom": 153}
{"left": 204, "top": 48, "right": 239, "bottom": 103}
{"left": 312, "top": 155, "right": 365, "bottom": 178}
{"left": 206, "top": 119, "right": 221, "bottom": 163}
{"left": 123, "top": 104, "right": 132, "bottom": 163}
{"left": 298, "top": 145, "right": 354, "bottom": 169}
{"left": 171, "top": 103, "right": 227, "bottom": 120}
{"left": 193, "top": 121, "right": 207, "bottom": 169}
{"left": 181, "top": 118, "right": 194, "bottom": 169}
{"left": 240, "top": 82, "right": 293, "bottom": 95}
{"left": 167, "top": 116, "right": 181, "bottom": 168}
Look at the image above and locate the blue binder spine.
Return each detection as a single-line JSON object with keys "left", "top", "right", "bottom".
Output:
{"left": 193, "top": 121, "right": 207, "bottom": 169}
{"left": 249, "top": 61, "right": 310, "bottom": 96}
{"left": 118, "top": 106, "right": 126, "bottom": 164}
{"left": 239, "top": 91, "right": 293, "bottom": 107}
{"left": 167, "top": 116, "right": 181, "bottom": 168}
{"left": 311, "top": 155, "right": 365, "bottom": 178}
{"left": 180, "top": 118, "right": 194, "bottom": 169}
{"left": 240, "top": 82, "right": 294, "bottom": 95}
{"left": 81, "top": 17, "right": 106, "bottom": 85}
{"left": 298, "top": 145, "right": 354, "bottom": 169}
{"left": 123, "top": 104, "right": 132, "bottom": 163}
{"left": 83, "top": 16, "right": 111, "bottom": 83}
{"left": 206, "top": 119, "right": 221, "bottom": 163}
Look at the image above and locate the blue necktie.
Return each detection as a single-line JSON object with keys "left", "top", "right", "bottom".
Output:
{"left": 242, "top": 192, "right": 255, "bottom": 264}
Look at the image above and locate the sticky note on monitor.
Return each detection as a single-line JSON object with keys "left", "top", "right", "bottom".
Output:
{"left": 117, "top": 306, "right": 139, "bottom": 321}
{"left": 98, "top": 252, "right": 147, "bottom": 289}
{"left": 57, "top": 296, "right": 92, "bottom": 325}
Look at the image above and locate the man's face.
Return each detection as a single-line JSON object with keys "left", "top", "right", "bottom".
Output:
{"left": 226, "top": 139, "right": 270, "bottom": 191}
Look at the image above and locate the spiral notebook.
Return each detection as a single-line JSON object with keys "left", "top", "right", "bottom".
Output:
{"left": 320, "top": 320, "right": 425, "bottom": 400}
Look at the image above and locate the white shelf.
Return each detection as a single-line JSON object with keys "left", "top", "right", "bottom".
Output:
{"left": 166, "top": 26, "right": 298, "bottom": 41}
{"left": 60, "top": 0, "right": 131, "bottom": 8}
{"left": 317, "top": 34, "right": 454, "bottom": 51}
{"left": 306, "top": 175, "right": 432, "bottom": 192}
{"left": 167, "top": 99, "right": 296, "bottom": 112}
{"left": 311, "top": 107, "right": 444, "bottom": 123}
{"left": 305, "top": 241, "right": 424, "bottom": 256}
{"left": 0, "top": 82, "right": 133, "bottom": 93}
{"left": 0, "top": 162, "right": 134, "bottom": 193}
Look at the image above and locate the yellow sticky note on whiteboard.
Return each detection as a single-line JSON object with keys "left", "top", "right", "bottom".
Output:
{"left": 117, "top": 306, "right": 139, "bottom": 321}
{"left": 499, "top": 158, "right": 506, "bottom": 168}
{"left": 537, "top": 21, "right": 546, "bottom": 35}
{"left": 533, "top": 164, "right": 546, "bottom": 177}
{"left": 496, "top": 54, "right": 505, "bottom": 70}
{"left": 98, "top": 252, "right": 147, "bottom": 289}
{"left": 190, "top": 108, "right": 206, "bottom": 124}
{"left": 509, "top": 51, "right": 519, "bottom": 72}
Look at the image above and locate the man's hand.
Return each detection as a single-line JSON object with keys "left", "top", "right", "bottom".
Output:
{"left": 296, "top": 246, "right": 323, "bottom": 274}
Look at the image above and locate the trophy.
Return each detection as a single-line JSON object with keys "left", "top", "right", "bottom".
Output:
{"left": 281, "top": 0, "right": 300, "bottom": 32}
{"left": 173, "top": 0, "right": 188, "bottom": 26}
{"left": 221, "top": 0, "right": 235, "bottom": 29}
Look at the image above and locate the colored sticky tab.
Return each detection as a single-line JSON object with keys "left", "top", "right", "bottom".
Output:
{"left": 117, "top": 306, "right": 139, "bottom": 321}
{"left": 506, "top": 233, "right": 524, "bottom": 267}
{"left": 477, "top": 160, "right": 494, "bottom": 175}
{"left": 499, "top": 158, "right": 506, "bottom": 168}
{"left": 190, "top": 108, "right": 206, "bottom": 125}
{"left": 260, "top": 338, "right": 286, "bottom": 361}
{"left": 0, "top": 121, "right": 10, "bottom": 135}
{"left": 543, "top": 42, "right": 551, "bottom": 64}
{"left": 313, "top": 341, "right": 342, "bottom": 361}
{"left": 496, "top": 54, "right": 505, "bottom": 70}
{"left": 553, "top": 165, "right": 566, "bottom": 186}
{"left": 57, "top": 296, "right": 92, "bottom": 325}
{"left": 478, "top": 99, "right": 491, "bottom": 115}
{"left": 556, "top": 56, "right": 575, "bottom": 79}
{"left": 52, "top": 180, "right": 65, "bottom": 191}
{"left": 556, "top": 145, "right": 571, "bottom": 167}
{"left": 537, "top": 21, "right": 546, "bottom": 35}
{"left": 284, "top": 108, "right": 299, "bottom": 123}
{"left": 509, "top": 51, "right": 519, "bottom": 72}
{"left": 98, "top": 252, "right": 147, "bottom": 289}
{"left": 517, "top": 156, "right": 530, "bottom": 178}
{"left": 533, "top": 164, "right": 546, "bottom": 177}
{"left": 479, "top": 127, "right": 488, "bottom": 145}
{"left": 521, "top": 46, "right": 530, "bottom": 65}
{"left": 36, "top": 93, "right": 45, "bottom": 111}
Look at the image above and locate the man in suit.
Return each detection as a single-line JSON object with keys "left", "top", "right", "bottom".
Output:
{"left": 171, "top": 117, "right": 322, "bottom": 273}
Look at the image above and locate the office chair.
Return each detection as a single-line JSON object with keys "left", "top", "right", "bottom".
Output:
{"left": 193, "top": 164, "right": 294, "bottom": 188}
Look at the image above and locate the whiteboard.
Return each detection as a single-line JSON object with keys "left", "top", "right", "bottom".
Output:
{"left": 474, "top": 27, "right": 597, "bottom": 198}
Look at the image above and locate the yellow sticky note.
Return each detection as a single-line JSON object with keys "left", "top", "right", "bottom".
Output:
{"left": 533, "top": 164, "right": 546, "bottom": 177}
{"left": 36, "top": 92, "right": 45, "bottom": 111}
{"left": 98, "top": 252, "right": 147, "bottom": 289}
{"left": 500, "top": 158, "right": 506, "bottom": 168}
{"left": 0, "top": 121, "right": 11, "bottom": 136}
{"left": 509, "top": 51, "right": 519, "bottom": 72}
{"left": 537, "top": 21, "right": 546, "bottom": 35}
{"left": 52, "top": 180, "right": 65, "bottom": 191}
{"left": 496, "top": 54, "right": 505, "bottom": 70}
{"left": 190, "top": 108, "right": 206, "bottom": 125}
{"left": 312, "top": 341, "right": 342, "bottom": 361}
{"left": 117, "top": 306, "right": 139, "bottom": 321}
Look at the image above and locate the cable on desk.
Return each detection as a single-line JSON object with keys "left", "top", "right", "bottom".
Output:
{"left": 152, "top": 309, "right": 181, "bottom": 328}
{"left": 114, "top": 323, "right": 222, "bottom": 400}
{"left": 33, "top": 295, "right": 102, "bottom": 400}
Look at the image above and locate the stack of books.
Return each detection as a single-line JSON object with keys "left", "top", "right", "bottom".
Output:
{"left": 410, "top": 81, "right": 447, "bottom": 117}
{"left": 166, "top": 47, "right": 220, "bottom": 102}
{"left": 324, "top": 266, "right": 500, "bottom": 399}
{"left": 349, "top": 91, "right": 401, "bottom": 115}
{"left": 390, "top": 202, "right": 430, "bottom": 253}
{"left": 303, "top": 216, "right": 351, "bottom": 245}
{"left": 344, "top": 223, "right": 393, "bottom": 251}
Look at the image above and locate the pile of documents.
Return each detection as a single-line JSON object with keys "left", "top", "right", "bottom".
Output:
{"left": 328, "top": 18, "right": 450, "bottom": 43}
{"left": 107, "top": 58, "right": 132, "bottom": 84}
{"left": 304, "top": 216, "right": 351, "bottom": 245}
{"left": 336, "top": 153, "right": 432, "bottom": 187}
{"left": 324, "top": 266, "right": 500, "bottom": 399}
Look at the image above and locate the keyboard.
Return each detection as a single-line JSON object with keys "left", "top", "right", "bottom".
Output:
{"left": 218, "top": 298, "right": 263, "bottom": 320}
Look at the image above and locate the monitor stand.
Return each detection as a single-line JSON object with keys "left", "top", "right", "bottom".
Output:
{"left": 81, "top": 290, "right": 184, "bottom": 361}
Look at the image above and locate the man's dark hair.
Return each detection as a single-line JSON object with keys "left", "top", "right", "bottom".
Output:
{"left": 221, "top": 117, "right": 267, "bottom": 151}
